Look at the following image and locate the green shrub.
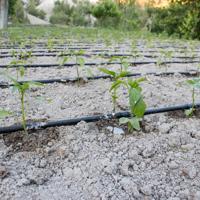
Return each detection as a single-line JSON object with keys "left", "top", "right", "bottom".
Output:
{"left": 92, "top": 0, "right": 121, "bottom": 27}
{"left": 8, "top": 0, "right": 16, "bottom": 16}
{"left": 178, "top": 1, "right": 200, "bottom": 40}
{"left": 147, "top": 0, "right": 200, "bottom": 40}
{"left": 147, "top": 3, "right": 186, "bottom": 36}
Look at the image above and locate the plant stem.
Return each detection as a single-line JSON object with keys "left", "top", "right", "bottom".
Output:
{"left": 21, "top": 92, "right": 27, "bottom": 134}
{"left": 112, "top": 89, "right": 117, "bottom": 113}
{"left": 192, "top": 88, "right": 195, "bottom": 111}
{"left": 76, "top": 56, "right": 80, "bottom": 86}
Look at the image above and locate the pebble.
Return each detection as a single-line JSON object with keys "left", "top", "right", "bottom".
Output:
{"left": 140, "top": 185, "right": 152, "bottom": 196}
{"left": 106, "top": 126, "right": 125, "bottom": 135}
{"left": 56, "top": 145, "right": 68, "bottom": 158}
{"left": 120, "top": 177, "right": 140, "bottom": 198}
{"left": 188, "top": 166, "right": 197, "bottom": 179}
{"left": 168, "top": 161, "right": 179, "bottom": 169}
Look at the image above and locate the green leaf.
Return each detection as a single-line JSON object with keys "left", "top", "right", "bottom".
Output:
{"left": 21, "top": 82, "right": 30, "bottom": 92}
{"left": 19, "top": 66, "right": 25, "bottom": 77}
{"left": 129, "top": 117, "right": 141, "bottom": 131}
{"left": 128, "top": 79, "right": 140, "bottom": 90}
{"left": 187, "top": 78, "right": 200, "bottom": 89}
{"left": 129, "top": 88, "right": 146, "bottom": 118}
{"left": 122, "top": 62, "right": 129, "bottom": 70}
{"left": 28, "top": 81, "right": 44, "bottom": 87}
{"left": 185, "top": 108, "right": 194, "bottom": 116}
{"left": 110, "top": 79, "right": 125, "bottom": 91}
{"left": 119, "top": 117, "right": 130, "bottom": 124}
{"left": 78, "top": 57, "right": 85, "bottom": 67}
{"left": 78, "top": 49, "right": 85, "bottom": 55}
{"left": 0, "top": 109, "right": 11, "bottom": 119}
{"left": 99, "top": 68, "right": 116, "bottom": 77}
{"left": 116, "top": 71, "right": 130, "bottom": 79}
{"left": 60, "top": 57, "right": 68, "bottom": 66}
{"left": 108, "top": 56, "right": 118, "bottom": 63}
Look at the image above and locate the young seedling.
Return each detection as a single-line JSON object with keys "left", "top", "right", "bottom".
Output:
{"left": 162, "top": 50, "right": 173, "bottom": 72}
{"left": 58, "top": 56, "right": 69, "bottom": 67}
{"left": 47, "top": 39, "right": 53, "bottom": 52}
{"left": 131, "top": 42, "right": 140, "bottom": 61}
{"left": 185, "top": 78, "right": 200, "bottom": 116}
{"left": 71, "top": 49, "right": 87, "bottom": 86}
{"left": 8, "top": 76, "right": 43, "bottom": 133}
{"left": 9, "top": 59, "right": 26, "bottom": 80}
{"left": 119, "top": 77, "right": 147, "bottom": 131}
{"left": 99, "top": 67, "right": 130, "bottom": 112}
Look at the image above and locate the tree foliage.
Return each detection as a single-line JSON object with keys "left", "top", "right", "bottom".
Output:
{"left": 148, "top": 0, "right": 200, "bottom": 39}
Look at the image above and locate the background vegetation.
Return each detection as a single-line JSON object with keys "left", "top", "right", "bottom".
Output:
{"left": 7, "top": 0, "right": 200, "bottom": 40}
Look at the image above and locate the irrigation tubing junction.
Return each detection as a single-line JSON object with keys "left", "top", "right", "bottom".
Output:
{"left": 0, "top": 103, "right": 200, "bottom": 134}
{"left": 0, "top": 70, "right": 199, "bottom": 88}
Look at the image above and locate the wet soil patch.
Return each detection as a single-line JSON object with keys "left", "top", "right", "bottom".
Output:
{"left": 167, "top": 109, "right": 200, "bottom": 119}
{"left": 95, "top": 118, "right": 158, "bottom": 135}
{"left": 2, "top": 127, "right": 59, "bottom": 152}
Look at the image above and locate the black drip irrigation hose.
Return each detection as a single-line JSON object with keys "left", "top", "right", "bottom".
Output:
{"left": 0, "top": 51, "right": 199, "bottom": 59}
{"left": 1, "top": 43, "right": 199, "bottom": 50}
{"left": 0, "top": 71, "right": 199, "bottom": 88}
{"left": 0, "top": 48, "right": 113, "bottom": 54}
{"left": 0, "top": 46, "right": 92, "bottom": 50}
{"left": 1, "top": 49, "right": 200, "bottom": 55}
{"left": 0, "top": 60, "right": 200, "bottom": 69}
{"left": 1, "top": 103, "right": 200, "bottom": 134}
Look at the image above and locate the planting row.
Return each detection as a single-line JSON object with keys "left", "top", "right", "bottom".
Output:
{"left": 1, "top": 74, "right": 200, "bottom": 133}
{"left": 0, "top": 58, "right": 199, "bottom": 83}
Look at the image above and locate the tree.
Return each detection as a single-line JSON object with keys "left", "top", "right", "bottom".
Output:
{"left": 9, "top": 0, "right": 16, "bottom": 16}
{"left": 0, "top": 0, "right": 9, "bottom": 29}
{"left": 172, "top": 0, "right": 200, "bottom": 39}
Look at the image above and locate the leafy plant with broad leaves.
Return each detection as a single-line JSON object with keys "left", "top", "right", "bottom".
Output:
{"left": 185, "top": 78, "right": 200, "bottom": 116}
{"left": 119, "top": 78, "right": 147, "bottom": 131}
